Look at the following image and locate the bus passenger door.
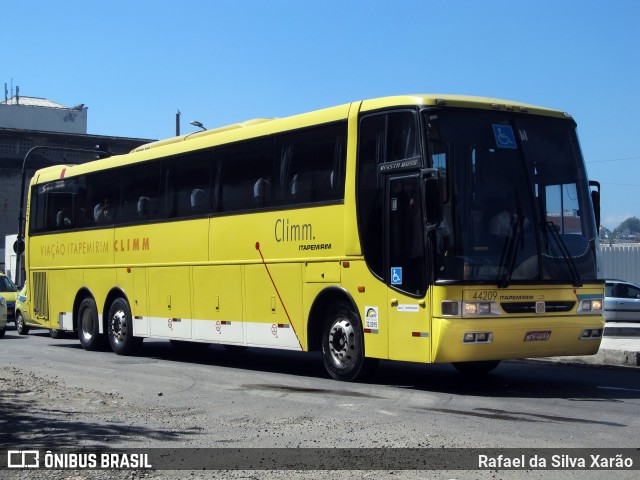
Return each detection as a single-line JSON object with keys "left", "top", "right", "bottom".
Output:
{"left": 386, "top": 175, "right": 431, "bottom": 363}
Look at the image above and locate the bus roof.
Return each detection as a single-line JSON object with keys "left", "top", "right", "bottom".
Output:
{"left": 359, "top": 94, "right": 570, "bottom": 118}
{"left": 133, "top": 94, "right": 569, "bottom": 153}
{"left": 30, "top": 94, "right": 571, "bottom": 185}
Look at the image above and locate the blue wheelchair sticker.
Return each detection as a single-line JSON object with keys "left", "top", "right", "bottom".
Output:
{"left": 492, "top": 124, "right": 517, "bottom": 149}
{"left": 391, "top": 267, "right": 403, "bottom": 285}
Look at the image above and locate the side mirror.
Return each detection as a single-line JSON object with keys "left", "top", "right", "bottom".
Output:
{"left": 589, "top": 180, "right": 601, "bottom": 233}
{"left": 13, "top": 238, "right": 25, "bottom": 254}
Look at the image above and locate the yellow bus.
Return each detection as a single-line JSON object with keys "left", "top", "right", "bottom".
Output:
{"left": 22, "top": 95, "right": 605, "bottom": 380}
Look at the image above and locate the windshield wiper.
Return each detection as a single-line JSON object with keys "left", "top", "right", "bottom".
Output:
{"left": 498, "top": 215, "right": 523, "bottom": 288}
{"left": 543, "top": 221, "right": 583, "bottom": 287}
{"left": 498, "top": 193, "right": 525, "bottom": 289}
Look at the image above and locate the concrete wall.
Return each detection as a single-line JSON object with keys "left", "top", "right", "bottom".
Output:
{"left": 0, "top": 167, "right": 21, "bottom": 239}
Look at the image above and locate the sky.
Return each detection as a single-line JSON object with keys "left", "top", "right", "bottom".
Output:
{"left": 2, "top": 0, "right": 639, "bottom": 229}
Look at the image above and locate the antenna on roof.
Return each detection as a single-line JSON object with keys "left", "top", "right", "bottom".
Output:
{"left": 16, "top": 85, "right": 19, "bottom": 104}
{"left": 4, "top": 83, "right": 7, "bottom": 102}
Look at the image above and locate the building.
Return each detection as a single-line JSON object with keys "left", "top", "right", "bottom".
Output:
{"left": 1, "top": 90, "right": 154, "bottom": 279}
{"left": 0, "top": 94, "right": 88, "bottom": 134}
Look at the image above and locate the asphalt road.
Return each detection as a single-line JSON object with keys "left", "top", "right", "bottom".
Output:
{"left": 1, "top": 325, "right": 639, "bottom": 479}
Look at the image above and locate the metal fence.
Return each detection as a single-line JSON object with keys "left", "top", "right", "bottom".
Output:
{"left": 601, "top": 244, "right": 640, "bottom": 284}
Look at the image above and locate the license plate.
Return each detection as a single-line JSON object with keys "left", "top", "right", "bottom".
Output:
{"left": 524, "top": 330, "right": 551, "bottom": 342}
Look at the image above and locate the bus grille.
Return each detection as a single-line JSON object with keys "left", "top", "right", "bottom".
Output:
{"left": 500, "top": 301, "right": 576, "bottom": 314}
{"left": 33, "top": 271, "right": 49, "bottom": 319}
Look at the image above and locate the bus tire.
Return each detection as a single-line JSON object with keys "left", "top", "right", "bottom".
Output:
{"left": 452, "top": 360, "right": 501, "bottom": 375}
{"left": 321, "top": 302, "right": 376, "bottom": 382}
{"left": 16, "top": 311, "right": 30, "bottom": 335}
{"left": 0, "top": 327, "right": 5, "bottom": 338}
{"left": 78, "top": 297, "right": 105, "bottom": 351}
{"left": 107, "top": 298, "right": 142, "bottom": 355}
{"left": 50, "top": 329, "right": 65, "bottom": 339}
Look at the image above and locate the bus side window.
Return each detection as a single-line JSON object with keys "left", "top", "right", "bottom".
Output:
{"left": 218, "top": 139, "right": 273, "bottom": 213}
{"left": 86, "top": 171, "right": 119, "bottom": 225}
{"left": 118, "top": 163, "right": 161, "bottom": 223}
{"left": 275, "top": 122, "right": 346, "bottom": 206}
{"left": 34, "top": 179, "right": 79, "bottom": 232}
{"left": 162, "top": 151, "right": 213, "bottom": 218}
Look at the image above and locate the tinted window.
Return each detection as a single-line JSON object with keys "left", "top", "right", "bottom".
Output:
{"left": 389, "top": 175, "right": 426, "bottom": 295}
{"left": 613, "top": 282, "right": 640, "bottom": 299}
{"left": 28, "top": 121, "right": 347, "bottom": 235}
{"left": 30, "top": 178, "right": 80, "bottom": 233}
{"left": 357, "top": 114, "right": 385, "bottom": 278}
{"left": 275, "top": 123, "right": 346, "bottom": 205}
{"left": 357, "top": 111, "right": 418, "bottom": 279}
{"left": 86, "top": 171, "right": 119, "bottom": 225}
{"left": 605, "top": 283, "right": 614, "bottom": 297}
{"left": 118, "top": 162, "right": 161, "bottom": 223}
{"left": 0, "top": 275, "right": 17, "bottom": 292}
{"left": 162, "top": 151, "right": 213, "bottom": 218}
{"left": 217, "top": 139, "right": 273, "bottom": 213}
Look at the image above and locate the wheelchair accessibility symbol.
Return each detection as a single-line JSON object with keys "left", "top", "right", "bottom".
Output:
{"left": 492, "top": 124, "right": 517, "bottom": 149}
{"left": 391, "top": 267, "right": 403, "bottom": 285}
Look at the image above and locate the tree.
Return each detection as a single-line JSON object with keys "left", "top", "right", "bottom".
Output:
{"left": 599, "top": 226, "right": 612, "bottom": 239}
{"left": 612, "top": 217, "right": 640, "bottom": 239}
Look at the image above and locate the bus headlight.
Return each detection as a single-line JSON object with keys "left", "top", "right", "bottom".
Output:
{"left": 441, "top": 301, "right": 501, "bottom": 317}
{"left": 462, "top": 302, "right": 500, "bottom": 317}
{"left": 578, "top": 299, "right": 603, "bottom": 313}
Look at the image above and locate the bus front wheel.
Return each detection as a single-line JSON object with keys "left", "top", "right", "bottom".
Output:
{"left": 78, "top": 297, "right": 105, "bottom": 351}
{"left": 107, "top": 298, "right": 142, "bottom": 356}
{"left": 321, "top": 303, "right": 376, "bottom": 382}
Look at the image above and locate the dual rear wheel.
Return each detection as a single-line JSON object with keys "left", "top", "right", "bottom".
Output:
{"left": 78, "top": 296, "right": 141, "bottom": 355}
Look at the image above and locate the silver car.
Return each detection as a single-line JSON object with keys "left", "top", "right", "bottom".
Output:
{"left": 604, "top": 279, "right": 640, "bottom": 322}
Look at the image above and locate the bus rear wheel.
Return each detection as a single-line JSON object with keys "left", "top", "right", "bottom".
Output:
{"left": 321, "top": 303, "right": 376, "bottom": 382}
{"left": 108, "top": 298, "right": 142, "bottom": 355}
{"left": 78, "top": 297, "right": 105, "bottom": 351}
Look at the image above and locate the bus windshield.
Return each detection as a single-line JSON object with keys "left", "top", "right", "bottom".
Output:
{"left": 427, "top": 110, "right": 599, "bottom": 285}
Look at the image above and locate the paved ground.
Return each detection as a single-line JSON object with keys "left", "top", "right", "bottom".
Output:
{"left": 540, "top": 322, "right": 640, "bottom": 367}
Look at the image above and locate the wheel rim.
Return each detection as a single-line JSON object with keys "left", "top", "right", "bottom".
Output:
{"left": 80, "top": 308, "right": 94, "bottom": 342}
{"left": 327, "top": 317, "right": 357, "bottom": 370}
{"left": 110, "top": 309, "right": 128, "bottom": 346}
{"left": 16, "top": 314, "right": 23, "bottom": 331}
